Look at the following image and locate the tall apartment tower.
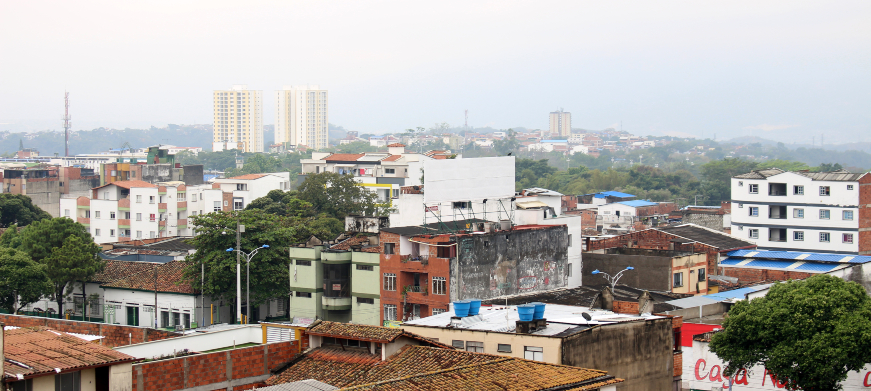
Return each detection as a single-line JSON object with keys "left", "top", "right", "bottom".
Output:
{"left": 275, "top": 85, "right": 329, "bottom": 149}
{"left": 549, "top": 109, "right": 571, "bottom": 137}
{"left": 213, "top": 85, "right": 263, "bottom": 153}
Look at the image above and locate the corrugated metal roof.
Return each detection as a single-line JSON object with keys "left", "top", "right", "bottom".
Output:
{"left": 616, "top": 200, "right": 658, "bottom": 207}
{"left": 705, "top": 284, "right": 773, "bottom": 301}
{"left": 719, "top": 257, "right": 743, "bottom": 266}
{"left": 664, "top": 296, "right": 720, "bottom": 309}
{"left": 727, "top": 250, "right": 871, "bottom": 264}
{"left": 745, "top": 260, "right": 797, "bottom": 269}
{"left": 798, "top": 170, "right": 865, "bottom": 182}
{"left": 733, "top": 169, "right": 784, "bottom": 179}
{"left": 794, "top": 263, "right": 841, "bottom": 272}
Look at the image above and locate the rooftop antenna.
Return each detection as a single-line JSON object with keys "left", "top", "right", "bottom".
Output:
{"left": 464, "top": 109, "right": 468, "bottom": 130}
{"left": 63, "top": 91, "right": 71, "bottom": 157}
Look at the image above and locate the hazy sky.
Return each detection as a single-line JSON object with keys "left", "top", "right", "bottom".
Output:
{"left": 2, "top": 1, "right": 869, "bottom": 143}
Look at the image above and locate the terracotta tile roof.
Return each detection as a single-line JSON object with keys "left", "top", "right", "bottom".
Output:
{"left": 380, "top": 155, "right": 402, "bottom": 162}
{"left": 329, "top": 235, "right": 373, "bottom": 251}
{"left": 91, "top": 260, "right": 155, "bottom": 284}
{"left": 307, "top": 321, "right": 403, "bottom": 343}
{"left": 94, "top": 180, "right": 158, "bottom": 190}
{"left": 323, "top": 154, "right": 365, "bottom": 162}
{"left": 227, "top": 174, "right": 268, "bottom": 180}
{"left": 3, "top": 327, "right": 136, "bottom": 380}
{"left": 360, "top": 346, "right": 498, "bottom": 384}
{"left": 360, "top": 246, "right": 382, "bottom": 254}
{"left": 386, "top": 143, "right": 405, "bottom": 147}
{"left": 100, "top": 260, "right": 196, "bottom": 294}
{"left": 344, "top": 358, "right": 621, "bottom": 391}
{"left": 266, "top": 347, "right": 381, "bottom": 388}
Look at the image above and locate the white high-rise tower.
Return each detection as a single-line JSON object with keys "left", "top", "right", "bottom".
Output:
{"left": 276, "top": 85, "right": 329, "bottom": 149}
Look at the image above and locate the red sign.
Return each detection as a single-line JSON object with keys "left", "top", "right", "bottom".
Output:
{"left": 332, "top": 284, "right": 341, "bottom": 291}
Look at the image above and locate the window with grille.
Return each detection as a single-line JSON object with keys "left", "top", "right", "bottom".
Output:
{"left": 466, "top": 341, "right": 484, "bottom": 353}
{"left": 383, "top": 243, "right": 395, "bottom": 255}
{"left": 295, "top": 291, "right": 312, "bottom": 298}
{"left": 820, "top": 209, "right": 831, "bottom": 219}
{"left": 432, "top": 277, "right": 446, "bottom": 295}
{"left": 820, "top": 232, "right": 831, "bottom": 242}
{"left": 356, "top": 297, "right": 374, "bottom": 304}
{"left": 452, "top": 340, "right": 465, "bottom": 349}
{"left": 819, "top": 186, "right": 830, "bottom": 196}
{"left": 356, "top": 264, "right": 373, "bottom": 271}
{"left": 497, "top": 344, "right": 512, "bottom": 353}
{"left": 843, "top": 210, "right": 854, "bottom": 220}
{"left": 384, "top": 273, "right": 396, "bottom": 291}
{"left": 794, "top": 185, "right": 804, "bottom": 195}
{"left": 384, "top": 304, "right": 397, "bottom": 321}
{"left": 524, "top": 346, "right": 544, "bottom": 361}
{"left": 843, "top": 233, "right": 854, "bottom": 244}
{"left": 673, "top": 272, "right": 684, "bottom": 288}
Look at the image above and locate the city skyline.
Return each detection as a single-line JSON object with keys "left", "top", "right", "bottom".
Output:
{"left": 1, "top": 1, "right": 869, "bottom": 145}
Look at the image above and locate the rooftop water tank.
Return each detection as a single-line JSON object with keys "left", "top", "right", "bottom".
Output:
{"left": 517, "top": 304, "right": 535, "bottom": 322}
{"left": 530, "top": 302, "right": 546, "bottom": 320}
{"left": 453, "top": 300, "right": 471, "bottom": 317}
{"left": 468, "top": 299, "right": 482, "bottom": 316}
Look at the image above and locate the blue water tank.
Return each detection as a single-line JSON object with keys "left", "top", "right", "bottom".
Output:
{"left": 468, "top": 299, "right": 482, "bottom": 316}
{"left": 530, "top": 302, "right": 546, "bottom": 320}
{"left": 453, "top": 300, "right": 471, "bottom": 317}
{"left": 517, "top": 304, "right": 535, "bottom": 322}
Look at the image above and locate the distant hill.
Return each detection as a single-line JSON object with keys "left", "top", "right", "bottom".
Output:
{"left": 0, "top": 125, "right": 213, "bottom": 156}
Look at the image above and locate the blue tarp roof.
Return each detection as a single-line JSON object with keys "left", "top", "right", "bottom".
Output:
{"left": 616, "top": 200, "right": 658, "bottom": 207}
{"left": 726, "top": 250, "right": 871, "bottom": 264}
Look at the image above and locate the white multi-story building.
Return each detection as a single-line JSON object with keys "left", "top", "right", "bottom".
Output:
{"left": 60, "top": 173, "right": 292, "bottom": 244}
{"left": 731, "top": 168, "right": 869, "bottom": 254}
{"left": 276, "top": 85, "right": 329, "bottom": 150}
{"left": 213, "top": 85, "right": 264, "bottom": 153}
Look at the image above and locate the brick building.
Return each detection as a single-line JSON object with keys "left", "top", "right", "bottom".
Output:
{"left": 586, "top": 223, "right": 756, "bottom": 276}
{"left": 719, "top": 249, "right": 871, "bottom": 285}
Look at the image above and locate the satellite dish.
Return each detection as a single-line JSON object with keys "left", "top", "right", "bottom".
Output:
{"left": 582, "top": 312, "right": 592, "bottom": 321}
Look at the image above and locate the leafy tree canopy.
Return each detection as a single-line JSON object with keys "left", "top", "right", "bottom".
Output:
{"left": 709, "top": 275, "right": 871, "bottom": 390}
{"left": 42, "top": 235, "right": 104, "bottom": 313}
{"left": 0, "top": 223, "right": 21, "bottom": 248}
{"left": 295, "top": 172, "right": 390, "bottom": 218}
{"left": 0, "top": 194, "right": 51, "bottom": 228}
{"left": 0, "top": 247, "right": 53, "bottom": 313}
{"left": 17, "top": 218, "right": 97, "bottom": 262}
{"left": 183, "top": 209, "right": 340, "bottom": 306}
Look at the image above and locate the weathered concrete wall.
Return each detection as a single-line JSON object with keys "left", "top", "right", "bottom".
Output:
{"left": 22, "top": 180, "right": 59, "bottom": 217}
{"left": 181, "top": 165, "right": 204, "bottom": 185}
{"left": 451, "top": 225, "right": 568, "bottom": 301}
{"left": 562, "top": 318, "right": 674, "bottom": 391}
{"left": 683, "top": 213, "right": 725, "bottom": 232}
{"left": 582, "top": 253, "right": 671, "bottom": 292}
{"left": 140, "top": 165, "right": 174, "bottom": 184}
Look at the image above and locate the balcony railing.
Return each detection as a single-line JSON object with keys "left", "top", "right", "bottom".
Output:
{"left": 768, "top": 237, "right": 787, "bottom": 242}
{"left": 768, "top": 215, "right": 787, "bottom": 219}
{"left": 768, "top": 191, "right": 787, "bottom": 196}
{"left": 400, "top": 255, "right": 429, "bottom": 265}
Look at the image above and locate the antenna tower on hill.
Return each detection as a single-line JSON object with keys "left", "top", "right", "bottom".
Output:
{"left": 63, "top": 91, "right": 71, "bottom": 157}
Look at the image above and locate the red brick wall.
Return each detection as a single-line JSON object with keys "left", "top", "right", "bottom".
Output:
{"left": 721, "top": 267, "right": 814, "bottom": 284}
{"left": 378, "top": 232, "right": 452, "bottom": 323}
{"left": 859, "top": 174, "right": 871, "bottom": 255}
{"left": 674, "top": 350, "right": 683, "bottom": 377}
{"left": 612, "top": 300, "right": 639, "bottom": 315}
{"left": 132, "top": 341, "right": 300, "bottom": 391}
{"left": 0, "top": 314, "right": 179, "bottom": 347}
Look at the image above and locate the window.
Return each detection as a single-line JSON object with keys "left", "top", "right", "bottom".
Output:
{"left": 794, "top": 208, "right": 804, "bottom": 218}
{"left": 567, "top": 263, "right": 572, "bottom": 277}
{"left": 136, "top": 213, "right": 142, "bottom": 221}
{"left": 385, "top": 168, "right": 395, "bottom": 174}
{"left": 383, "top": 243, "right": 396, "bottom": 255}
{"left": 213, "top": 201, "right": 222, "bottom": 212}
{"left": 819, "top": 186, "right": 830, "bottom": 196}
{"left": 149, "top": 214, "right": 156, "bottom": 222}
{"left": 820, "top": 209, "right": 831, "bottom": 220}
{"left": 384, "top": 304, "right": 397, "bottom": 321}
{"left": 432, "top": 277, "right": 446, "bottom": 295}
{"left": 749, "top": 184, "right": 758, "bottom": 194}
{"left": 843, "top": 210, "right": 854, "bottom": 220}
{"left": 843, "top": 233, "right": 854, "bottom": 244}
{"left": 295, "top": 291, "right": 312, "bottom": 298}
{"left": 95, "top": 229, "right": 101, "bottom": 236}
{"left": 432, "top": 308, "right": 447, "bottom": 316}
{"left": 524, "top": 346, "right": 544, "bottom": 361}
{"left": 94, "top": 211, "right": 101, "bottom": 219}
{"left": 697, "top": 268, "right": 706, "bottom": 281}
{"left": 497, "top": 344, "right": 512, "bottom": 353}
{"left": 749, "top": 229, "right": 759, "bottom": 239}
{"left": 236, "top": 183, "right": 247, "bottom": 191}
{"left": 136, "top": 231, "right": 142, "bottom": 239}
{"left": 738, "top": 203, "right": 743, "bottom": 208}
{"left": 452, "top": 201, "right": 471, "bottom": 209}
{"left": 55, "top": 371, "right": 80, "bottom": 391}
{"left": 135, "top": 195, "right": 142, "bottom": 203}
{"left": 233, "top": 197, "right": 244, "bottom": 211}
{"left": 673, "top": 272, "right": 684, "bottom": 288}
{"left": 103, "top": 192, "right": 109, "bottom": 200}
{"left": 466, "top": 341, "right": 484, "bottom": 353}
{"left": 110, "top": 229, "right": 115, "bottom": 237}
{"left": 11, "top": 378, "right": 32, "bottom": 391}
{"left": 191, "top": 194, "right": 196, "bottom": 202}
{"left": 64, "top": 209, "right": 70, "bottom": 217}
{"left": 123, "top": 211, "right": 130, "bottom": 219}
{"left": 356, "top": 264, "right": 373, "bottom": 271}
{"left": 296, "top": 260, "right": 311, "bottom": 266}
{"left": 568, "top": 234, "right": 572, "bottom": 247}
{"left": 452, "top": 340, "right": 465, "bottom": 349}
{"left": 356, "top": 297, "right": 374, "bottom": 304}
{"left": 384, "top": 273, "right": 396, "bottom": 291}
{"left": 150, "top": 231, "right": 156, "bottom": 238}
{"left": 794, "top": 185, "right": 804, "bottom": 195}
{"left": 794, "top": 231, "right": 804, "bottom": 241}
{"left": 110, "top": 211, "right": 116, "bottom": 220}
{"left": 820, "top": 232, "right": 831, "bottom": 242}
{"left": 848, "top": 185, "right": 854, "bottom": 190}
{"left": 738, "top": 181, "right": 743, "bottom": 187}
{"left": 749, "top": 207, "right": 759, "bottom": 217}
{"left": 149, "top": 196, "right": 155, "bottom": 204}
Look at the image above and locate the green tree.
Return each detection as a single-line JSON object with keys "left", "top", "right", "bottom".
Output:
{"left": 18, "top": 218, "right": 102, "bottom": 313}
{"left": 0, "top": 224, "right": 21, "bottom": 248}
{"left": 0, "top": 194, "right": 51, "bottom": 227}
{"left": 756, "top": 159, "right": 810, "bottom": 172}
{"left": 296, "top": 172, "right": 389, "bottom": 218}
{"left": 0, "top": 247, "right": 53, "bottom": 313}
{"left": 43, "top": 235, "right": 104, "bottom": 315}
{"left": 699, "top": 158, "right": 758, "bottom": 203}
{"left": 183, "top": 209, "right": 337, "bottom": 309}
{"left": 493, "top": 129, "right": 521, "bottom": 156}
{"left": 709, "top": 275, "right": 871, "bottom": 390}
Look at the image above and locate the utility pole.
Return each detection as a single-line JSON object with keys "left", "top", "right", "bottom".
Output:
{"left": 236, "top": 223, "right": 242, "bottom": 324}
{"left": 63, "top": 92, "right": 71, "bottom": 157}
{"left": 464, "top": 110, "right": 468, "bottom": 130}
{"left": 154, "top": 264, "right": 158, "bottom": 328}
{"left": 201, "top": 262, "right": 205, "bottom": 328}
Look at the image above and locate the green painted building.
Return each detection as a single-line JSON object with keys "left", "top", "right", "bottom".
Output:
{"left": 288, "top": 239, "right": 382, "bottom": 325}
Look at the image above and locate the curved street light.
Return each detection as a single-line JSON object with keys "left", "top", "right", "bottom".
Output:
{"left": 227, "top": 244, "right": 269, "bottom": 323}
{"left": 592, "top": 266, "right": 634, "bottom": 293}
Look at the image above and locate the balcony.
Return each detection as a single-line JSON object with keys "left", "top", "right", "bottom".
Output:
{"left": 118, "top": 219, "right": 131, "bottom": 228}
{"left": 158, "top": 203, "right": 167, "bottom": 212}
{"left": 177, "top": 201, "right": 187, "bottom": 211}
{"left": 768, "top": 183, "right": 787, "bottom": 196}
{"left": 322, "top": 296, "right": 352, "bottom": 310}
{"left": 401, "top": 254, "right": 429, "bottom": 265}
{"left": 77, "top": 217, "right": 90, "bottom": 225}
{"left": 398, "top": 255, "right": 430, "bottom": 272}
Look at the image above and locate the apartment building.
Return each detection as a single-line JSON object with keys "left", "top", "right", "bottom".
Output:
{"left": 60, "top": 173, "right": 291, "bottom": 244}
{"left": 731, "top": 168, "right": 870, "bottom": 254}
{"left": 549, "top": 109, "right": 571, "bottom": 137}
{"left": 276, "top": 85, "right": 329, "bottom": 149}
{"left": 379, "top": 220, "right": 568, "bottom": 324}
{"left": 213, "top": 85, "right": 264, "bottom": 153}
{"left": 0, "top": 165, "right": 100, "bottom": 217}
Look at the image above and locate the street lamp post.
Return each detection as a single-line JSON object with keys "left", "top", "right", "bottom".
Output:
{"left": 591, "top": 266, "right": 635, "bottom": 293}
{"left": 227, "top": 244, "right": 269, "bottom": 324}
